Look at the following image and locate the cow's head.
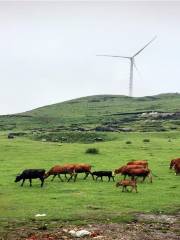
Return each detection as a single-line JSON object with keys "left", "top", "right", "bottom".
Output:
{"left": 170, "top": 160, "right": 175, "bottom": 169}
{"left": 15, "top": 174, "right": 21, "bottom": 182}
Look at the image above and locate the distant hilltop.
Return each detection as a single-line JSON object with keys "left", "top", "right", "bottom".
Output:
{"left": 0, "top": 93, "right": 180, "bottom": 132}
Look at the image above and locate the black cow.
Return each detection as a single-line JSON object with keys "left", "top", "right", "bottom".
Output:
{"left": 15, "top": 169, "right": 45, "bottom": 187}
{"left": 92, "top": 171, "right": 115, "bottom": 182}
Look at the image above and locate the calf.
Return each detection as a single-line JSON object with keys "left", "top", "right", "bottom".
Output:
{"left": 116, "top": 179, "right": 138, "bottom": 193}
{"left": 15, "top": 169, "right": 45, "bottom": 187}
{"left": 92, "top": 171, "right": 115, "bottom": 182}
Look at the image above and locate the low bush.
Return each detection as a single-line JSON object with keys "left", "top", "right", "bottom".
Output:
{"left": 85, "top": 148, "right": 99, "bottom": 154}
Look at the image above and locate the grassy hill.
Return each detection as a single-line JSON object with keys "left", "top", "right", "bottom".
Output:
{"left": 0, "top": 93, "right": 180, "bottom": 135}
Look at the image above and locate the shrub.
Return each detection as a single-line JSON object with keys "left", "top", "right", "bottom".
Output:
{"left": 85, "top": 148, "right": 99, "bottom": 154}
{"left": 126, "top": 141, "right": 132, "bottom": 144}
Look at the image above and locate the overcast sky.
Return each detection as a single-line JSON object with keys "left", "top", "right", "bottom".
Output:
{"left": 0, "top": 1, "right": 180, "bottom": 115}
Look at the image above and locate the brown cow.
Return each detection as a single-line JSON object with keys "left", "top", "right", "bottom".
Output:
{"left": 114, "top": 165, "right": 145, "bottom": 176}
{"left": 45, "top": 164, "right": 75, "bottom": 181}
{"left": 68, "top": 163, "right": 93, "bottom": 182}
{"left": 116, "top": 179, "right": 138, "bottom": 193}
{"left": 170, "top": 158, "right": 180, "bottom": 169}
{"left": 115, "top": 165, "right": 152, "bottom": 183}
{"left": 45, "top": 163, "right": 93, "bottom": 182}
{"left": 127, "top": 160, "right": 148, "bottom": 168}
{"left": 174, "top": 162, "right": 180, "bottom": 175}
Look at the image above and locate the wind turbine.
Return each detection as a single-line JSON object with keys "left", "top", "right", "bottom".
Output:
{"left": 97, "top": 36, "right": 157, "bottom": 97}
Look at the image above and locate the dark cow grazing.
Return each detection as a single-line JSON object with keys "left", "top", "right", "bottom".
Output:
{"left": 127, "top": 160, "right": 148, "bottom": 168}
{"left": 92, "top": 171, "right": 115, "bottom": 182}
{"left": 15, "top": 169, "right": 45, "bottom": 187}
{"left": 116, "top": 179, "right": 138, "bottom": 193}
{"left": 170, "top": 158, "right": 180, "bottom": 169}
{"left": 174, "top": 162, "right": 180, "bottom": 175}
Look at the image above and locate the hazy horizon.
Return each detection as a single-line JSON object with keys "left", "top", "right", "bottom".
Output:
{"left": 1, "top": 1, "right": 180, "bottom": 114}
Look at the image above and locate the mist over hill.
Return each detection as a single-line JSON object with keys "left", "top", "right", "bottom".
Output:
{"left": 0, "top": 93, "right": 180, "bottom": 133}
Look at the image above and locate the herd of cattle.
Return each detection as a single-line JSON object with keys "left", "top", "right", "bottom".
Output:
{"left": 15, "top": 158, "right": 180, "bottom": 192}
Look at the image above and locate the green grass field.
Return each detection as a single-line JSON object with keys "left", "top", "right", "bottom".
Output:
{"left": 0, "top": 131, "right": 179, "bottom": 229}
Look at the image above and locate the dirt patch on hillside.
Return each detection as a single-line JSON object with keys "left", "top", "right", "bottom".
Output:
{"left": 1, "top": 214, "right": 180, "bottom": 240}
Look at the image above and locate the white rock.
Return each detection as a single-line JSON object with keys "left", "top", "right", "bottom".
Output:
{"left": 69, "top": 229, "right": 91, "bottom": 238}
{"left": 35, "top": 213, "right": 46, "bottom": 217}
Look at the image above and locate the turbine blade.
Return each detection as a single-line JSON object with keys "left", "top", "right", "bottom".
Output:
{"left": 133, "top": 36, "right": 157, "bottom": 57}
{"left": 96, "top": 54, "right": 130, "bottom": 59}
{"left": 133, "top": 61, "right": 143, "bottom": 81}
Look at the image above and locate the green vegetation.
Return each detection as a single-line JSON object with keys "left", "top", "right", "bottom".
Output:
{"left": 0, "top": 93, "right": 180, "bottom": 132}
{"left": 85, "top": 148, "right": 99, "bottom": 154}
{"left": 0, "top": 93, "right": 180, "bottom": 233}
{"left": 31, "top": 131, "right": 114, "bottom": 143}
{"left": 0, "top": 131, "right": 179, "bottom": 228}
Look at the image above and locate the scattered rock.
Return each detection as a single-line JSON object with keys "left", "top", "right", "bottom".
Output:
{"left": 69, "top": 229, "right": 91, "bottom": 238}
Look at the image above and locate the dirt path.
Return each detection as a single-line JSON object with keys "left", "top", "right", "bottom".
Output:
{"left": 1, "top": 214, "right": 180, "bottom": 240}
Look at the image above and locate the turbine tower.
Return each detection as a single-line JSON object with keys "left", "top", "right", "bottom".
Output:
{"left": 97, "top": 36, "right": 156, "bottom": 97}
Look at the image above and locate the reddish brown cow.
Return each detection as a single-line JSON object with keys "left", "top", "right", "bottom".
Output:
{"left": 126, "top": 168, "right": 152, "bottom": 183}
{"left": 115, "top": 165, "right": 152, "bottom": 183}
{"left": 174, "top": 162, "right": 180, "bottom": 175}
{"left": 45, "top": 163, "right": 93, "bottom": 182}
{"left": 116, "top": 179, "right": 138, "bottom": 193}
{"left": 127, "top": 160, "right": 148, "bottom": 168}
{"left": 68, "top": 163, "right": 93, "bottom": 182}
{"left": 170, "top": 158, "right": 180, "bottom": 169}
{"left": 45, "top": 164, "right": 75, "bottom": 181}
{"left": 114, "top": 164, "right": 145, "bottom": 175}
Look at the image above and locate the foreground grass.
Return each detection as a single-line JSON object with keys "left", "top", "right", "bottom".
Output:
{"left": 0, "top": 132, "right": 180, "bottom": 228}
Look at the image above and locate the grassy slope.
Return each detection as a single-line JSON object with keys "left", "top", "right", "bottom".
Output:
{"left": 0, "top": 93, "right": 180, "bottom": 130}
{"left": 0, "top": 131, "right": 180, "bottom": 225}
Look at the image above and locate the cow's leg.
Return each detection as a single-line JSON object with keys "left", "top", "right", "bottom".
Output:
{"left": 74, "top": 173, "right": 78, "bottom": 182}
{"left": 108, "top": 176, "right": 110, "bottom": 182}
{"left": 148, "top": 172, "right": 153, "bottom": 183}
{"left": 96, "top": 176, "right": 98, "bottom": 181}
{"left": 40, "top": 177, "right": 44, "bottom": 187}
{"left": 29, "top": 179, "right": 32, "bottom": 187}
{"left": 64, "top": 174, "right": 68, "bottom": 179}
{"left": 122, "top": 186, "right": 125, "bottom": 192}
{"left": 51, "top": 174, "right": 57, "bottom": 181}
{"left": 101, "top": 176, "right": 103, "bottom": 181}
{"left": 58, "top": 174, "right": 64, "bottom": 182}
{"left": 142, "top": 175, "right": 146, "bottom": 182}
{"left": 21, "top": 179, "right": 25, "bottom": 186}
{"left": 90, "top": 172, "right": 94, "bottom": 180}
{"left": 67, "top": 174, "right": 73, "bottom": 182}
{"left": 135, "top": 185, "right": 138, "bottom": 193}
{"left": 84, "top": 172, "right": 89, "bottom": 180}
{"left": 112, "top": 176, "right": 115, "bottom": 182}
